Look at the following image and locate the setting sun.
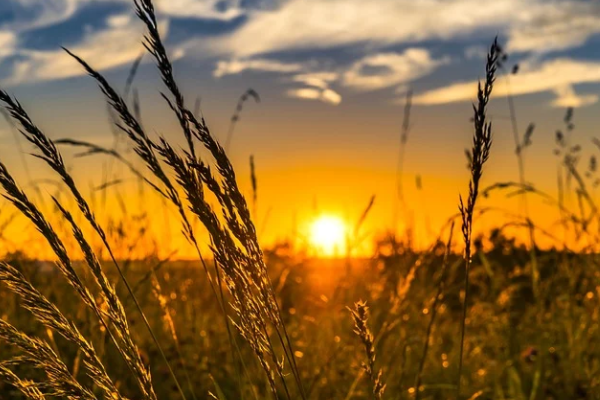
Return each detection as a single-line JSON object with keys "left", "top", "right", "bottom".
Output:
{"left": 309, "top": 215, "right": 347, "bottom": 257}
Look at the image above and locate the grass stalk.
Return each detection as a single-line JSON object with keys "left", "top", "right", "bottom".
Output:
{"left": 457, "top": 37, "right": 499, "bottom": 398}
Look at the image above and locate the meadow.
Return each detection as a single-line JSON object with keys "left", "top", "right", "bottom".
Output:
{"left": 0, "top": 1, "right": 599, "bottom": 399}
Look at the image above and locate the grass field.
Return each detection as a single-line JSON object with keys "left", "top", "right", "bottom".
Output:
{"left": 0, "top": 1, "right": 599, "bottom": 399}
{"left": 1, "top": 234, "right": 598, "bottom": 399}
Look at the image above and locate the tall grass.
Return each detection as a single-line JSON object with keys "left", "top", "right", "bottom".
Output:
{"left": 0, "top": 0, "right": 301, "bottom": 398}
{"left": 225, "top": 89, "right": 261, "bottom": 152}
{"left": 349, "top": 301, "right": 386, "bottom": 400}
{"left": 394, "top": 89, "right": 413, "bottom": 235}
{"left": 457, "top": 38, "right": 499, "bottom": 397}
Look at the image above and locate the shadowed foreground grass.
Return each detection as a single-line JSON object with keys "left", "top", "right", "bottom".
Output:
{"left": 1, "top": 240, "right": 598, "bottom": 399}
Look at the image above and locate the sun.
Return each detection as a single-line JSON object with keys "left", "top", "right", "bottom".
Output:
{"left": 309, "top": 215, "right": 347, "bottom": 257}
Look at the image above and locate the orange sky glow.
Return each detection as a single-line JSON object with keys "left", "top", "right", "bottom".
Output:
{"left": 2, "top": 0, "right": 600, "bottom": 259}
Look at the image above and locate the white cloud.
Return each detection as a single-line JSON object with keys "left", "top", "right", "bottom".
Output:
{"left": 551, "top": 85, "right": 598, "bottom": 108}
{"left": 189, "top": 0, "right": 600, "bottom": 60}
{"left": 9, "top": 0, "right": 600, "bottom": 74}
{"left": 9, "top": 0, "right": 245, "bottom": 31}
{"left": 207, "top": 0, "right": 518, "bottom": 57}
{"left": 212, "top": 58, "right": 344, "bottom": 103}
{"left": 507, "top": 2, "right": 600, "bottom": 53}
{"left": 156, "top": 0, "right": 245, "bottom": 21}
{"left": 0, "top": 0, "right": 247, "bottom": 84}
{"left": 321, "top": 88, "right": 342, "bottom": 105}
{"left": 0, "top": 31, "right": 16, "bottom": 59}
{"left": 214, "top": 50, "right": 447, "bottom": 104}
{"left": 7, "top": 14, "right": 168, "bottom": 84}
{"left": 106, "top": 13, "right": 131, "bottom": 28}
{"left": 213, "top": 58, "right": 304, "bottom": 78}
{"left": 413, "top": 58, "right": 600, "bottom": 108}
{"left": 292, "top": 72, "right": 339, "bottom": 90}
{"left": 287, "top": 87, "right": 341, "bottom": 105}
{"left": 8, "top": 0, "right": 83, "bottom": 31}
{"left": 343, "top": 49, "right": 448, "bottom": 91}
{"left": 14, "top": 0, "right": 599, "bottom": 57}
{"left": 287, "top": 72, "right": 342, "bottom": 105}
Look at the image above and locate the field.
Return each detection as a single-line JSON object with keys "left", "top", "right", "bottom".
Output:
{"left": 0, "top": 1, "right": 599, "bottom": 399}
{"left": 2, "top": 231, "right": 599, "bottom": 399}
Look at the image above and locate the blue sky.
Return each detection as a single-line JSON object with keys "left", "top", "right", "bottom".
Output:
{"left": 2, "top": 0, "right": 600, "bottom": 251}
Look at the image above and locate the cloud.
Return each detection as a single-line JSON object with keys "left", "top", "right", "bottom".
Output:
{"left": 288, "top": 72, "right": 342, "bottom": 104}
{"left": 156, "top": 0, "right": 245, "bottom": 21}
{"left": 413, "top": 58, "right": 600, "bottom": 108}
{"left": 291, "top": 72, "right": 339, "bottom": 90}
{"left": 9, "top": 0, "right": 247, "bottom": 30}
{"left": 551, "top": 85, "right": 598, "bottom": 108}
{"left": 106, "top": 13, "right": 131, "bottom": 28}
{"left": 0, "top": 0, "right": 248, "bottom": 84}
{"left": 207, "top": 0, "right": 517, "bottom": 57}
{"left": 321, "top": 88, "right": 342, "bottom": 105}
{"left": 7, "top": 14, "right": 167, "bottom": 84}
{"left": 286, "top": 87, "right": 341, "bottom": 105}
{"left": 343, "top": 49, "right": 448, "bottom": 91}
{"left": 7, "top": 0, "right": 83, "bottom": 31}
{"left": 0, "top": 31, "right": 16, "bottom": 59}
{"left": 0, "top": 0, "right": 248, "bottom": 50}
{"left": 213, "top": 58, "right": 304, "bottom": 77}
{"left": 214, "top": 50, "right": 446, "bottom": 104}
{"left": 506, "top": 1, "right": 600, "bottom": 53}
{"left": 212, "top": 57, "right": 344, "bottom": 104}
{"left": 464, "top": 46, "right": 487, "bottom": 60}
{"left": 14, "top": 0, "right": 599, "bottom": 58}
{"left": 194, "top": 0, "right": 600, "bottom": 60}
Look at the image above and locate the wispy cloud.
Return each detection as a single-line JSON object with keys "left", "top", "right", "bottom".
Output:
{"left": 212, "top": 57, "right": 345, "bottom": 104}
{"left": 196, "top": 0, "right": 600, "bottom": 107}
{"left": 291, "top": 72, "right": 338, "bottom": 90}
{"left": 7, "top": 14, "right": 167, "bottom": 84}
{"left": 7, "top": 0, "right": 82, "bottom": 31}
{"left": 413, "top": 58, "right": 600, "bottom": 108}
{"left": 506, "top": 1, "right": 600, "bottom": 53}
{"left": 215, "top": 49, "right": 445, "bottom": 104}
{"left": 8, "top": 0, "right": 246, "bottom": 32}
{"left": 204, "top": 0, "right": 600, "bottom": 58}
{"left": 156, "top": 0, "right": 246, "bottom": 21}
{"left": 551, "top": 85, "right": 598, "bottom": 108}
{"left": 343, "top": 49, "right": 448, "bottom": 91}
{"left": 286, "top": 87, "right": 342, "bottom": 105}
{"left": 4, "top": 0, "right": 600, "bottom": 110}
{"left": 207, "top": 0, "right": 510, "bottom": 57}
{"left": 0, "top": 31, "right": 16, "bottom": 59}
{"left": 14, "top": 0, "right": 600, "bottom": 59}
{"left": 213, "top": 58, "right": 304, "bottom": 77}
{"left": 288, "top": 72, "right": 342, "bottom": 104}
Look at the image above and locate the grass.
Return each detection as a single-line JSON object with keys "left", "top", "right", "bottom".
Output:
{"left": 0, "top": 2, "right": 599, "bottom": 400}
{"left": 457, "top": 37, "right": 499, "bottom": 397}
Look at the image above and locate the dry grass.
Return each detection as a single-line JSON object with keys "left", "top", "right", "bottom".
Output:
{"left": 457, "top": 37, "right": 499, "bottom": 397}
{"left": 349, "top": 301, "right": 386, "bottom": 400}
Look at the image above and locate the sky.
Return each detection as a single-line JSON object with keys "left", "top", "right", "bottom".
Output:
{"left": 1, "top": 0, "right": 600, "bottom": 257}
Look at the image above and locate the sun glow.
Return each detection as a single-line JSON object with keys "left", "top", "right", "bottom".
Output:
{"left": 309, "top": 215, "right": 347, "bottom": 257}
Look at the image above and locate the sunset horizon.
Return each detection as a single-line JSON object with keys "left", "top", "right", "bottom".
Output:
{"left": 2, "top": 1, "right": 600, "bottom": 259}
